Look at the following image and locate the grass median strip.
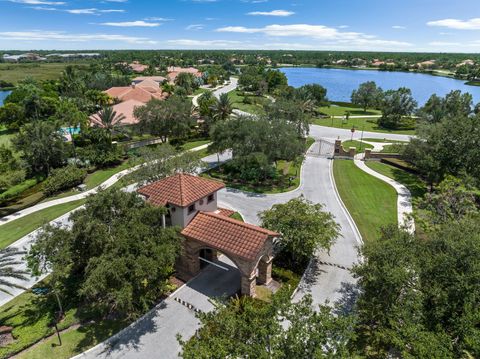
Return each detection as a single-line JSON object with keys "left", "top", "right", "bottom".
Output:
{"left": 0, "top": 199, "right": 85, "bottom": 249}
{"left": 333, "top": 159, "right": 397, "bottom": 242}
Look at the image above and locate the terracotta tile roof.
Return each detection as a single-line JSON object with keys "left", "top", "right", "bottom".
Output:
{"left": 133, "top": 76, "right": 167, "bottom": 83}
{"left": 181, "top": 212, "right": 278, "bottom": 261}
{"left": 104, "top": 85, "right": 165, "bottom": 103}
{"left": 215, "top": 207, "right": 235, "bottom": 218}
{"left": 137, "top": 173, "right": 225, "bottom": 207}
{"left": 89, "top": 99, "right": 144, "bottom": 127}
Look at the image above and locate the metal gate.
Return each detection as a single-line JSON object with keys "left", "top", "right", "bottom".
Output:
{"left": 307, "top": 140, "right": 335, "bottom": 158}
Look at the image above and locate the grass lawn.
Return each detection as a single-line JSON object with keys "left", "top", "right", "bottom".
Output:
{"left": 380, "top": 143, "right": 407, "bottom": 153}
{"left": 179, "top": 139, "right": 210, "bottom": 151}
{"left": 0, "top": 127, "right": 16, "bottom": 149}
{"left": 227, "top": 90, "right": 269, "bottom": 115}
{"left": 0, "top": 62, "right": 88, "bottom": 84}
{"left": 313, "top": 116, "right": 416, "bottom": 135}
{"left": 333, "top": 159, "right": 397, "bottom": 243}
{"left": 318, "top": 104, "right": 381, "bottom": 117}
{"left": 362, "top": 138, "right": 408, "bottom": 143}
{"left": 202, "top": 137, "right": 314, "bottom": 194}
{"left": 341, "top": 140, "right": 374, "bottom": 153}
{"left": 0, "top": 279, "right": 129, "bottom": 359}
{"left": 365, "top": 161, "right": 427, "bottom": 200}
{"left": 0, "top": 199, "right": 85, "bottom": 249}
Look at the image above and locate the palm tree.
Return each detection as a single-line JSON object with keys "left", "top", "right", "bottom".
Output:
{"left": 93, "top": 106, "right": 126, "bottom": 136}
{"left": 0, "top": 248, "right": 29, "bottom": 295}
{"left": 212, "top": 93, "right": 233, "bottom": 121}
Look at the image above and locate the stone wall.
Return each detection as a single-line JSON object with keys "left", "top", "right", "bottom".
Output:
{"left": 364, "top": 149, "right": 402, "bottom": 161}
{"left": 334, "top": 139, "right": 356, "bottom": 158}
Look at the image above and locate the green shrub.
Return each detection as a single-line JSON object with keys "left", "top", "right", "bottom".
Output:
{"left": 0, "top": 178, "right": 38, "bottom": 203}
{"left": 43, "top": 165, "right": 87, "bottom": 196}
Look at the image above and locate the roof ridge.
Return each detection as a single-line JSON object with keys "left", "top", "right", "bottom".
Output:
{"left": 178, "top": 173, "right": 185, "bottom": 206}
{"left": 201, "top": 211, "right": 278, "bottom": 236}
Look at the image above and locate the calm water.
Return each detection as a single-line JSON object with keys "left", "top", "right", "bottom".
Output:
{"left": 0, "top": 91, "right": 11, "bottom": 106}
{"left": 279, "top": 67, "right": 480, "bottom": 105}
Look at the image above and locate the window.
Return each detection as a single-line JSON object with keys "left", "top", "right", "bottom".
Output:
{"left": 188, "top": 204, "right": 195, "bottom": 214}
{"left": 207, "top": 194, "right": 214, "bottom": 203}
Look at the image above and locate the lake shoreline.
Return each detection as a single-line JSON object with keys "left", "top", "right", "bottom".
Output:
{"left": 279, "top": 67, "right": 480, "bottom": 105}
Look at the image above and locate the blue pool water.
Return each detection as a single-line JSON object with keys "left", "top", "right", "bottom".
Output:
{"left": 0, "top": 91, "right": 12, "bottom": 106}
{"left": 62, "top": 126, "right": 81, "bottom": 135}
{"left": 279, "top": 67, "right": 480, "bottom": 105}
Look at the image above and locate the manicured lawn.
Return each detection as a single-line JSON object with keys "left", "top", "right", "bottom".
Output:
{"left": 179, "top": 139, "right": 210, "bottom": 151}
{"left": 341, "top": 140, "right": 374, "bottom": 153}
{"left": 0, "top": 279, "right": 129, "bottom": 359}
{"left": 203, "top": 138, "right": 314, "bottom": 194}
{"left": 380, "top": 143, "right": 407, "bottom": 153}
{"left": 227, "top": 90, "right": 269, "bottom": 114}
{"left": 0, "top": 127, "right": 16, "bottom": 149}
{"left": 312, "top": 117, "right": 416, "bottom": 135}
{"left": 333, "top": 159, "right": 397, "bottom": 243}
{"left": 365, "top": 161, "right": 427, "bottom": 200}
{"left": 0, "top": 62, "right": 87, "bottom": 84}
{"left": 0, "top": 199, "right": 85, "bottom": 249}
{"left": 318, "top": 104, "right": 381, "bottom": 117}
{"left": 363, "top": 138, "right": 408, "bottom": 143}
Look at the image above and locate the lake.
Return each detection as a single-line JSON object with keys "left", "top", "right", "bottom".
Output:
{"left": 279, "top": 67, "right": 480, "bottom": 105}
{"left": 0, "top": 91, "right": 11, "bottom": 106}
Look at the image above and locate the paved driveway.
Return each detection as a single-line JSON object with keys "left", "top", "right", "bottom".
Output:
{"left": 218, "top": 140, "right": 361, "bottom": 308}
{"left": 75, "top": 256, "right": 240, "bottom": 359}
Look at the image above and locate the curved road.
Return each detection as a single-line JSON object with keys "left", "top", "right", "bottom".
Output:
{"left": 1, "top": 78, "right": 414, "bottom": 358}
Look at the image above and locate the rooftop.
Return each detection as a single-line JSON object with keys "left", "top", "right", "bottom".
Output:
{"left": 137, "top": 173, "right": 225, "bottom": 208}
{"left": 90, "top": 99, "right": 144, "bottom": 127}
{"left": 181, "top": 211, "right": 278, "bottom": 261}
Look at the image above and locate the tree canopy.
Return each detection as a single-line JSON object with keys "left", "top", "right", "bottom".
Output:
{"left": 260, "top": 197, "right": 340, "bottom": 270}
{"left": 27, "top": 189, "right": 183, "bottom": 318}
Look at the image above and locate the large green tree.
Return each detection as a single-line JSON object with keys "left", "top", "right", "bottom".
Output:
{"left": 27, "top": 189, "right": 183, "bottom": 318}
{"left": 403, "top": 114, "right": 480, "bottom": 185}
{"left": 351, "top": 81, "right": 383, "bottom": 112}
{"left": 13, "top": 120, "right": 66, "bottom": 175}
{"left": 135, "top": 96, "right": 194, "bottom": 143}
{"left": 260, "top": 197, "right": 340, "bottom": 270}
{"left": 353, "top": 219, "right": 480, "bottom": 358}
{"left": 378, "top": 87, "right": 417, "bottom": 129}
{"left": 179, "top": 291, "right": 355, "bottom": 359}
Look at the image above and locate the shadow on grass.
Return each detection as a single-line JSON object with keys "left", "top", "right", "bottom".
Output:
{"left": 389, "top": 167, "right": 427, "bottom": 199}
{"left": 75, "top": 302, "right": 161, "bottom": 356}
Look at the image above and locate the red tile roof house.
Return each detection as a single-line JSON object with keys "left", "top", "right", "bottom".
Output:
{"left": 137, "top": 173, "right": 279, "bottom": 297}
{"left": 89, "top": 80, "right": 167, "bottom": 127}
{"left": 167, "top": 66, "right": 203, "bottom": 83}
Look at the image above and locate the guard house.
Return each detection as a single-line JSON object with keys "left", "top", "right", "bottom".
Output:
{"left": 137, "top": 173, "right": 278, "bottom": 297}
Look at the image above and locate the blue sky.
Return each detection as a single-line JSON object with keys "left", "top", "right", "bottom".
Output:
{"left": 1, "top": 0, "right": 480, "bottom": 52}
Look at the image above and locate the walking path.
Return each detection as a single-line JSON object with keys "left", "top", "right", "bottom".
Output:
{"left": 353, "top": 141, "right": 415, "bottom": 233}
{"left": 0, "top": 76, "right": 415, "bottom": 358}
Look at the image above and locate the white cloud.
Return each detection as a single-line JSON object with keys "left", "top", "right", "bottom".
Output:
{"left": 166, "top": 39, "right": 314, "bottom": 50}
{"left": 30, "top": 7, "right": 125, "bottom": 14}
{"left": 100, "top": 20, "right": 160, "bottom": 27}
{"left": 427, "top": 18, "right": 480, "bottom": 30}
{"left": 9, "top": 0, "right": 65, "bottom": 4}
{"left": 392, "top": 25, "right": 406, "bottom": 29}
{"left": 145, "top": 17, "right": 173, "bottom": 21}
{"left": 338, "top": 25, "right": 349, "bottom": 29}
{"left": 216, "top": 23, "right": 412, "bottom": 50}
{"left": 247, "top": 10, "right": 294, "bottom": 17}
{"left": 0, "top": 30, "right": 156, "bottom": 44}
{"left": 186, "top": 24, "right": 204, "bottom": 30}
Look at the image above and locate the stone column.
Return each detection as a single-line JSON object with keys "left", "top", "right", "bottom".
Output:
{"left": 257, "top": 258, "right": 272, "bottom": 285}
{"left": 348, "top": 147, "right": 356, "bottom": 158}
{"left": 364, "top": 148, "right": 372, "bottom": 160}
{"left": 241, "top": 275, "right": 256, "bottom": 297}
